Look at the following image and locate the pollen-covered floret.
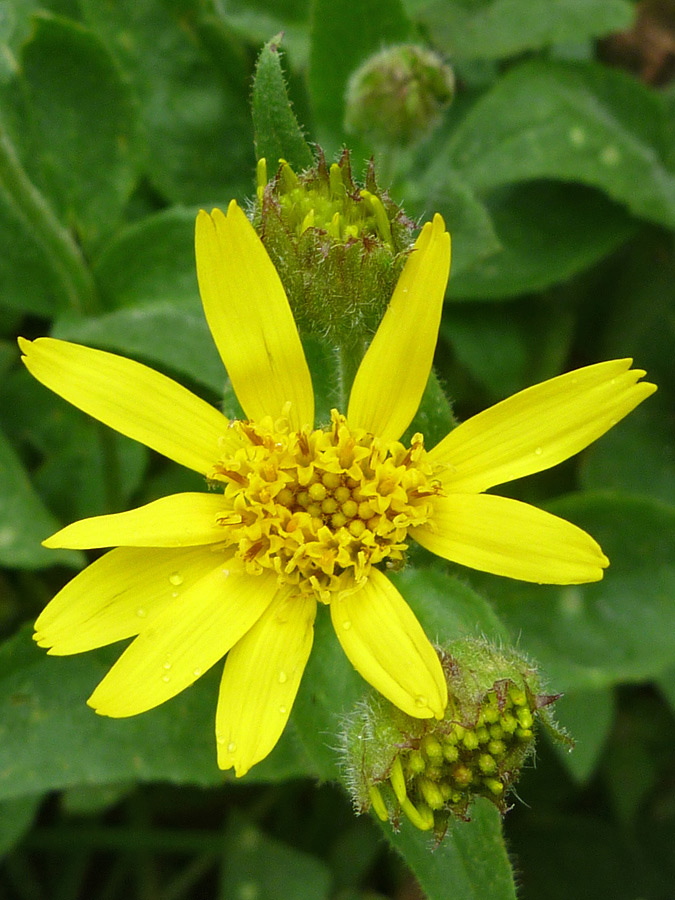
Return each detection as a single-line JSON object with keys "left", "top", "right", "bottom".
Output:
{"left": 209, "top": 410, "right": 442, "bottom": 602}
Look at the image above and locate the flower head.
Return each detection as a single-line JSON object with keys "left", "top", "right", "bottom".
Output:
{"left": 20, "top": 200, "right": 655, "bottom": 776}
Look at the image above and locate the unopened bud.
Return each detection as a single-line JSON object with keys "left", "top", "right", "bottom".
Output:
{"left": 341, "top": 638, "right": 569, "bottom": 841}
{"left": 254, "top": 150, "right": 416, "bottom": 342}
{"left": 345, "top": 44, "right": 455, "bottom": 147}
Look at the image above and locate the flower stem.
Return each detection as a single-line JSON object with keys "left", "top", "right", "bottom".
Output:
{"left": 336, "top": 336, "right": 367, "bottom": 410}
{"left": 0, "top": 122, "right": 98, "bottom": 315}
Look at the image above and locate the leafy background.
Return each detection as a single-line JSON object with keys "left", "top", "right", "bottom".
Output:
{"left": 0, "top": 0, "right": 674, "bottom": 897}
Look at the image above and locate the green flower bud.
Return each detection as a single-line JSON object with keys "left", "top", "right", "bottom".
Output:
{"left": 344, "top": 44, "right": 455, "bottom": 147}
{"left": 341, "top": 638, "right": 569, "bottom": 840}
{"left": 254, "top": 150, "right": 416, "bottom": 343}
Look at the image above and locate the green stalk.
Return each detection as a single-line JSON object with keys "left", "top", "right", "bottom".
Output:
{"left": 0, "top": 123, "right": 97, "bottom": 315}
{"left": 336, "top": 335, "right": 368, "bottom": 410}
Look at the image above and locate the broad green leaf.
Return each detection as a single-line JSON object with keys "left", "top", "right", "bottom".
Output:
{"left": 219, "top": 812, "right": 331, "bottom": 900}
{"left": 52, "top": 301, "right": 225, "bottom": 396}
{"left": 447, "top": 181, "right": 636, "bottom": 299}
{"left": 440, "top": 301, "right": 575, "bottom": 402}
{"left": 19, "top": 14, "right": 137, "bottom": 247}
{"left": 0, "top": 186, "right": 63, "bottom": 315}
{"left": 402, "top": 167, "right": 502, "bottom": 280}
{"left": 1, "top": 368, "right": 148, "bottom": 524}
{"left": 252, "top": 38, "right": 313, "bottom": 171}
{"left": 551, "top": 686, "right": 615, "bottom": 783}
{"left": 415, "top": 0, "right": 633, "bottom": 61}
{"left": 93, "top": 207, "right": 199, "bottom": 310}
{"left": 385, "top": 800, "right": 516, "bottom": 900}
{"left": 0, "top": 794, "right": 42, "bottom": 856}
{"left": 308, "top": 0, "right": 411, "bottom": 154}
{"left": 0, "top": 426, "right": 81, "bottom": 570}
{"left": 0, "top": 626, "right": 311, "bottom": 802}
{"left": 79, "top": 0, "right": 254, "bottom": 204}
{"left": 445, "top": 59, "right": 675, "bottom": 229}
{"left": 581, "top": 402, "right": 675, "bottom": 507}
{"left": 471, "top": 493, "right": 675, "bottom": 691}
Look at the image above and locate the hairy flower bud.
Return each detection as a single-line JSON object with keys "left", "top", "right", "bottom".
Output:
{"left": 341, "top": 638, "right": 568, "bottom": 839}
{"left": 254, "top": 150, "right": 416, "bottom": 342}
{"left": 344, "top": 44, "right": 455, "bottom": 147}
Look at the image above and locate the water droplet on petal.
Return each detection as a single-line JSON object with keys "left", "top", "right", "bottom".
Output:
{"left": 169, "top": 571, "right": 184, "bottom": 587}
{"left": 162, "top": 674, "right": 170, "bottom": 683}
{"left": 222, "top": 568, "right": 230, "bottom": 577}
{"left": 415, "top": 695, "right": 428, "bottom": 709}
{"left": 279, "top": 705, "right": 287, "bottom": 715}
{"left": 534, "top": 447, "right": 542, "bottom": 456}
{"left": 163, "top": 661, "right": 172, "bottom": 670}
{"left": 136, "top": 608, "right": 146, "bottom": 618}
{"left": 227, "top": 741, "right": 237, "bottom": 753}
{"left": 216, "top": 734, "right": 225, "bottom": 744}
{"left": 278, "top": 670, "right": 288, "bottom": 684}
{"left": 193, "top": 668, "right": 202, "bottom": 677}
{"left": 342, "top": 620, "right": 352, "bottom": 631}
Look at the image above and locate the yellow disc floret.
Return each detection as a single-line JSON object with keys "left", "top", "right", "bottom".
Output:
{"left": 209, "top": 410, "right": 441, "bottom": 602}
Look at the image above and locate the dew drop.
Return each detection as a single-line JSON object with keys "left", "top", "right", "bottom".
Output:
{"left": 136, "top": 607, "right": 147, "bottom": 618}
{"left": 193, "top": 668, "right": 202, "bottom": 677}
{"left": 277, "top": 670, "right": 288, "bottom": 684}
{"left": 216, "top": 734, "right": 226, "bottom": 745}
{"left": 162, "top": 674, "right": 170, "bottom": 683}
{"left": 169, "top": 571, "right": 184, "bottom": 587}
{"left": 279, "top": 705, "right": 287, "bottom": 715}
{"left": 415, "top": 695, "right": 428, "bottom": 709}
{"left": 227, "top": 741, "right": 237, "bottom": 753}
{"left": 222, "top": 568, "right": 230, "bottom": 577}
{"left": 163, "top": 661, "right": 172, "bottom": 670}
{"left": 534, "top": 447, "right": 543, "bottom": 456}
{"left": 342, "top": 620, "right": 352, "bottom": 631}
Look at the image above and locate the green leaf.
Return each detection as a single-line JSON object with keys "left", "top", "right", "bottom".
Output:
{"left": 93, "top": 207, "right": 199, "bottom": 309}
{"left": 440, "top": 300, "right": 575, "bottom": 402}
{"left": 0, "top": 626, "right": 312, "bottom": 802}
{"left": 52, "top": 301, "right": 225, "bottom": 396}
{"left": 19, "top": 13, "right": 137, "bottom": 246}
{"left": 581, "top": 401, "right": 675, "bottom": 506}
{"left": 0, "top": 794, "right": 42, "bottom": 856}
{"left": 447, "top": 181, "right": 636, "bottom": 299}
{"left": 384, "top": 799, "right": 516, "bottom": 900}
{"left": 402, "top": 167, "right": 502, "bottom": 280}
{"left": 551, "top": 687, "right": 615, "bottom": 783}
{"left": 219, "top": 811, "right": 332, "bottom": 900}
{"left": 415, "top": 0, "right": 634, "bottom": 61}
{"left": 252, "top": 37, "right": 313, "bottom": 171}
{"left": 445, "top": 59, "right": 675, "bottom": 229}
{"left": 0, "top": 186, "right": 63, "bottom": 315}
{"left": 308, "top": 0, "right": 411, "bottom": 154}
{"left": 473, "top": 493, "right": 675, "bottom": 691}
{"left": 405, "top": 369, "right": 457, "bottom": 450}
{"left": 79, "top": 0, "right": 254, "bottom": 204}
{"left": 0, "top": 426, "right": 82, "bottom": 570}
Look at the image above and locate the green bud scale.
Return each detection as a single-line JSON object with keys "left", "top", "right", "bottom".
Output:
{"left": 253, "top": 150, "right": 416, "bottom": 343}
{"left": 341, "top": 638, "right": 569, "bottom": 840}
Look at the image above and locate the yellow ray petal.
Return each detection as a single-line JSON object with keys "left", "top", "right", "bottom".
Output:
{"left": 347, "top": 214, "right": 450, "bottom": 442}
{"left": 412, "top": 493, "right": 609, "bottom": 584}
{"left": 330, "top": 569, "right": 447, "bottom": 719}
{"left": 195, "top": 202, "right": 314, "bottom": 430}
{"left": 44, "top": 492, "right": 229, "bottom": 549}
{"left": 19, "top": 337, "right": 235, "bottom": 475}
{"left": 428, "top": 359, "right": 656, "bottom": 493}
{"left": 216, "top": 590, "right": 316, "bottom": 776}
{"left": 34, "top": 546, "right": 222, "bottom": 655}
{"left": 87, "top": 565, "right": 278, "bottom": 718}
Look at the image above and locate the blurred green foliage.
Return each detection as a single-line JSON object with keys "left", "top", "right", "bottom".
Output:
{"left": 0, "top": 0, "right": 674, "bottom": 898}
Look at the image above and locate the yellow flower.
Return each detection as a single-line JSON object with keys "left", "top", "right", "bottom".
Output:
{"left": 20, "top": 201, "right": 655, "bottom": 777}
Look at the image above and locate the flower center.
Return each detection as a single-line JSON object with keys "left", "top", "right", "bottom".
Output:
{"left": 209, "top": 410, "right": 441, "bottom": 602}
